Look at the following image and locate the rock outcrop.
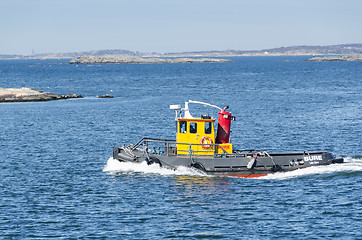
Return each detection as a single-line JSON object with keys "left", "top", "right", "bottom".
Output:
{"left": 97, "top": 94, "right": 114, "bottom": 98}
{"left": 69, "top": 56, "right": 232, "bottom": 64}
{"left": 0, "top": 87, "right": 83, "bottom": 103}
{"left": 305, "top": 56, "right": 362, "bottom": 62}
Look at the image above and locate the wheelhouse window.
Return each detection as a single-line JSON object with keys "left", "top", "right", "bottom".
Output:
{"left": 179, "top": 121, "right": 187, "bottom": 133}
{"left": 189, "top": 122, "right": 197, "bottom": 133}
{"left": 205, "top": 121, "right": 212, "bottom": 134}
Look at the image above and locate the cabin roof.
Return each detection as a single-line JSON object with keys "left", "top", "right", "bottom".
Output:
{"left": 176, "top": 118, "right": 215, "bottom": 122}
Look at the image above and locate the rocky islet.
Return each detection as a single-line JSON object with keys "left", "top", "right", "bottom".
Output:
{"left": 305, "top": 55, "right": 362, "bottom": 61}
{"left": 0, "top": 87, "right": 83, "bottom": 103}
{"left": 69, "top": 56, "right": 232, "bottom": 64}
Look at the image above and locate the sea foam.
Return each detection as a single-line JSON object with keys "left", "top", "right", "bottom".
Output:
{"left": 260, "top": 157, "right": 362, "bottom": 180}
{"left": 103, "top": 157, "right": 207, "bottom": 177}
{"left": 103, "top": 157, "right": 361, "bottom": 179}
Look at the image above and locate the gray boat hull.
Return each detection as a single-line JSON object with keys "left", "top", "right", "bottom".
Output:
{"left": 113, "top": 139, "right": 343, "bottom": 178}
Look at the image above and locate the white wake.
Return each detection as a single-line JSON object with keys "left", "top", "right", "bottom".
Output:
{"left": 260, "top": 157, "right": 362, "bottom": 180}
{"left": 103, "top": 157, "right": 207, "bottom": 177}
{"left": 103, "top": 157, "right": 361, "bottom": 179}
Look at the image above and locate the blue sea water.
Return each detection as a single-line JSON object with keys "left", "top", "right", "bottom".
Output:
{"left": 0, "top": 57, "right": 361, "bottom": 239}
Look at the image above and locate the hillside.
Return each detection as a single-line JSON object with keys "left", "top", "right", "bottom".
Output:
{"left": 1, "top": 44, "right": 362, "bottom": 59}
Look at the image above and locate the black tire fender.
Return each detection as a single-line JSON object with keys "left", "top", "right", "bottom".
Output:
{"left": 146, "top": 156, "right": 162, "bottom": 167}
{"left": 191, "top": 162, "right": 206, "bottom": 172}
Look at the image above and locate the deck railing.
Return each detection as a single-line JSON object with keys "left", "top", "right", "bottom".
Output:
{"left": 130, "top": 137, "right": 238, "bottom": 157}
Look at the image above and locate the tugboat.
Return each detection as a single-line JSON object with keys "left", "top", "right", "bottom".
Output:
{"left": 113, "top": 100, "right": 344, "bottom": 178}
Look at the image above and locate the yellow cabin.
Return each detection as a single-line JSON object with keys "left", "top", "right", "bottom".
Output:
{"left": 176, "top": 118, "right": 216, "bottom": 155}
{"left": 170, "top": 100, "right": 233, "bottom": 156}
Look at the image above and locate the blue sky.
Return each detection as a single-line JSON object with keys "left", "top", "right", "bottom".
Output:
{"left": 1, "top": 0, "right": 361, "bottom": 55}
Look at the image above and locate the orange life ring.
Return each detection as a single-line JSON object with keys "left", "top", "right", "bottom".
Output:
{"left": 200, "top": 136, "right": 213, "bottom": 149}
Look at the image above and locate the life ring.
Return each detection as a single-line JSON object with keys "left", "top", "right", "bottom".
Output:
{"left": 200, "top": 136, "right": 213, "bottom": 149}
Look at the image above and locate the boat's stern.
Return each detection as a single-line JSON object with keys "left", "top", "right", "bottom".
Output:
{"left": 113, "top": 146, "right": 139, "bottom": 162}
{"left": 113, "top": 146, "right": 120, "bottom": 160}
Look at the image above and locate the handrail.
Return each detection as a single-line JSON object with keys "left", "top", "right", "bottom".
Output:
{"left": 130, "top": 137, "right": 234, "bottom": 155}
{"left": 132, "top": 137, "right": 176, "bottom": 150}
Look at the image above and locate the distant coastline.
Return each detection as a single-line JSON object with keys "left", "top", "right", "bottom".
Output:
{"left": 1, "top": 44, "right": 362, "bottom": 60}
